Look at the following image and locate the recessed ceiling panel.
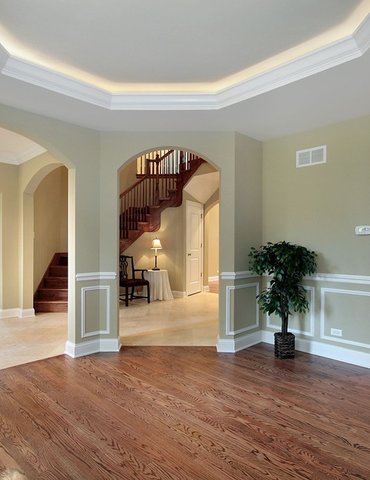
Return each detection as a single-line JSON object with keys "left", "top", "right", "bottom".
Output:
{"left": 0, "top": 0, "right": 363, "bottom": 86}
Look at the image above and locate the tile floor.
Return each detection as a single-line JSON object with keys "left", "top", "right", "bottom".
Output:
{"left": 0, "top": 292, "right": 218, "bottom": 370}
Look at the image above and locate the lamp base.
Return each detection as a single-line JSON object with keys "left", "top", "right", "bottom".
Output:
{"left": 152, "top": 267, "right": 160, "bottom": 270}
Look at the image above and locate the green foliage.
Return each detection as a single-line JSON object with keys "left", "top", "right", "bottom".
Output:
{"left": 248, "top": 241, "right": 317, "bottom": 335}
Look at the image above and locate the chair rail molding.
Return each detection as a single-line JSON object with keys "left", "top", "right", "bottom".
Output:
{"left": 220, "top": 271, "right": 257, "bottom": 280}
{"left": 76, "top": 272, "right": 117, "bottom": 281}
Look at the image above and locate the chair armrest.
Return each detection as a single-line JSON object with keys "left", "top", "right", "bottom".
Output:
{"left": 134, "top": 268, "right": 148, "bottom": 279}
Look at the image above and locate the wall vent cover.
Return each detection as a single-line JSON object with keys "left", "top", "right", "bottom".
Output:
{"left": 296, "top": 145, "right": 326, "bottom": 168}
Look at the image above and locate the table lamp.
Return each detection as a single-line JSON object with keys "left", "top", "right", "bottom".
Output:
{"left": 151, "top": 238, "right": 162, "bottom": 270}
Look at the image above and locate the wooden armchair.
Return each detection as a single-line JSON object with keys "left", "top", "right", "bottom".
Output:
{"left": 119, "top": 255, "right": 150, "bottom": 307}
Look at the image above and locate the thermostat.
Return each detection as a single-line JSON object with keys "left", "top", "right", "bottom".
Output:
{"left": 355, "top": 226, "right": 370, "bottom": 235}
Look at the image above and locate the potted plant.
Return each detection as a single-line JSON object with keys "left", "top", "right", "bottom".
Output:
{"left": 248, "top": 241, "right": 317, "bottom": 359}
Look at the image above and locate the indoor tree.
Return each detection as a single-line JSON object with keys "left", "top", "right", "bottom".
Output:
{"left": 248, "top": 241, "right": 317, "bottom": 358}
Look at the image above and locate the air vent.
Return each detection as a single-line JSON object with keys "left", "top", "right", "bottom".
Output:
{"left": 296, "top": 145, "right": 326, "bottom": 168}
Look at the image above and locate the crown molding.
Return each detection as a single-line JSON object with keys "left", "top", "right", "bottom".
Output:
{"left": 2, "top": 55, "right": 112, "bottom": 108}
{"left": 1, "top": 14, "right": 369, "bottom": 111}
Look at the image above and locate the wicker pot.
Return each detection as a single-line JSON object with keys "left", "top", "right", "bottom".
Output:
{"left": 274, "top": 332, "right": 295, "bottom": 359}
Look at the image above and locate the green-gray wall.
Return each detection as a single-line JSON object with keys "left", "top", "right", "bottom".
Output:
{"left": 263, "top": 115, "right": 370, "bottom": 360}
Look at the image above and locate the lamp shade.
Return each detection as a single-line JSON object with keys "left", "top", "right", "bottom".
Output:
{"left": 151, "top": 238, "right": 162, "bottom": 250}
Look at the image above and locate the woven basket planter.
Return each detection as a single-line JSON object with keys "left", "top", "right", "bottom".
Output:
{"left": 274, "top": 332, "right": 295, "bottom": 359}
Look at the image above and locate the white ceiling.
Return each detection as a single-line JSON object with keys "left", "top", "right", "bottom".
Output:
{"left": 0, "top": 0, "right": 370, "bottom": 163}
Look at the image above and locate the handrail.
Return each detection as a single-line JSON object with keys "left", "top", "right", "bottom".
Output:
{"left": 120, "top": 150, "right": 202, "bottom": 243}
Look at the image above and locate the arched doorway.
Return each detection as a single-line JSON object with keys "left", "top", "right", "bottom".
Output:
{"left": 117, "top": 147, "right": 220, "bottom": 346}
{"left": 0, "top": 127, "right": 72, "bottom": 367}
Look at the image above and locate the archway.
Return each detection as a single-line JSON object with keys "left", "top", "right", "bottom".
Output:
{"left": 117, "top": 146, "right": 220, "bottom": 346}
{"left": 0, "top": 126, "right": 74, "bottom": 366}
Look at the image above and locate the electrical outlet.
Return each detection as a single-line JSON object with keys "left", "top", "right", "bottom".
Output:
{"left": 331, "top": 328, "right": 342, "bottom": 337}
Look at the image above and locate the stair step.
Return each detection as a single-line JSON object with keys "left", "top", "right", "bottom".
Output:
{"left": 44, "top": 276, "right": 68, "bottom": 288}
{"left": 49, "top": 265, "right": 68, "bottom": 277}
{"left": 35, "top": 288, "right": 68, "bottom": 301}
{"left": 34, "top": 300, "right": 68, "bottom": 313}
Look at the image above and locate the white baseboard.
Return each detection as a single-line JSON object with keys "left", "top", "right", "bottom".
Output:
{"left": 65, "top": 337, "right": 121, "bottom": 358}
{"left": 217, "top": 330, "right": 370, "bottom": 369}
{"left": 261, "top": 330, "right": 370, "bottom": 369}
{"left": 0, "top": 308, "right": 35, "bottom": 319}
{"left": 172, "top": 291, "right": 186, "bottom": 298}
{"left": 208, "top": 276, "right": 219, "bottom": 282}
{"left": 203, "top": 285, "right": 210, "bottom": 292}
{"left": 217, "top": 331, "right": 262, "bottom": 353}
{"left": 0, "top": 308, "right": 20, "bottom": 319}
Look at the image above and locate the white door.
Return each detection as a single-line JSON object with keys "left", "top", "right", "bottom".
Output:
{"left": 186, "top": 201, "right": 203, "bottom": 295}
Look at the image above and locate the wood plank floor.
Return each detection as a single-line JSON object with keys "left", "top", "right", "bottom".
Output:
{"left": 0, "top": 344, "right": 369, "bottom": 480}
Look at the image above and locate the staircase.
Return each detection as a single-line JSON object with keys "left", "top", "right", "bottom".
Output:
{"left": 120, "top": 149, "right": 205, "bottom": 251}
{"left": 34, "top": 252, "right": 68, "bottom": 313}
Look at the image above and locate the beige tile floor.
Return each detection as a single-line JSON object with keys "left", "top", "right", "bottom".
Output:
{"left": 120, "top": 292, "right": 218, "bottom": 346}
{"left": 0, "top": 312, "right": 68, "bottom": 370}
{"left": 0, "top": 292, "right": 218, "bottom": 370}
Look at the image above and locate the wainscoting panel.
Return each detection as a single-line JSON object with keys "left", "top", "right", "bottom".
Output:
{"left": 267, "top": 286, "right": 315, "bottom": 336}
{"left": 81, "top": 285, "right": 110, "bottom": 338}
{"left": 320, "top": 287, "right": 370, "bottom": 349}
{"left": 226, "top": 282, "right": 259, "bottom": 335}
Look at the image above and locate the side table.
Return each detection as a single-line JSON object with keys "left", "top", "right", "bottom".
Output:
{"left": 145, "top": 269, "right": 174, "bottom": 301}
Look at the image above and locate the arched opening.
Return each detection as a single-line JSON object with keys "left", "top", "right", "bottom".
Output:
{"left": 117, "top": 146, "right": 220, "bottom": 346}
{"left": 0, "top": 127, "right": 72, "bottom": 368}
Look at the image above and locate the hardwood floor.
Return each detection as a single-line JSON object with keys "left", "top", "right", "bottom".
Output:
{"left": 0, "top": 344, "right": 369, "bottom": 479}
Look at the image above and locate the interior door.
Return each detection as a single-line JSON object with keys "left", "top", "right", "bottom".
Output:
{"left": 186, "top": 200, "right": 203, "bottom": 295}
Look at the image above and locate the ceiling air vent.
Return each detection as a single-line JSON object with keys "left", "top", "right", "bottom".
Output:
{"left": 296, "top": 145, "right": 326, "bottom": 168}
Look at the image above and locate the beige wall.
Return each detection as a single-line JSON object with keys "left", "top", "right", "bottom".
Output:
{"left": 124, "top": 205, "right": 185, "bottom": 292}
{"left": 0, "top": 163, "right": 19, "bottom": 309}
{"left": 34, "top": 166, "right": 68, "bottom": 291}
{"left": 204, "top": 190, "right": 219, "bottom": 282}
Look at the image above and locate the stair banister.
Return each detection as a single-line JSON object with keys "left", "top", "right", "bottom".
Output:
{"left": 120, "top": 149, "right": 205, "bottom": 251}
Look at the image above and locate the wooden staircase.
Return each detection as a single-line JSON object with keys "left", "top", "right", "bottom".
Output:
{"left": 120, "top": 150, "right": 205, "bottom": 252}
{"left": 34, "top": 252, "right": 68, "bottom": 313}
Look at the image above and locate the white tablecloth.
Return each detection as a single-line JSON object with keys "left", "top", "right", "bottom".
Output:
{"left": 145, "top": 269, "right": 174, "bottom": 301}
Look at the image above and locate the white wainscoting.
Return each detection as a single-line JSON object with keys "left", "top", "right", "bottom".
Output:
{"left": 218, "top": 271, "right": 370, "bottom": 368}
{"left": 81, "top": 285, "right": 111, "bottom": 338}
{"left": 320, "top": 287, "right": 370, "bottom": 350}
{"left": 225, "top": 283, "right": 260, "bottom": 335}
{"left": 63, "top": 271, "right": 120, "bottom": 358}
{"left": 266, "top": 286, "right": 315, "bottom": 337}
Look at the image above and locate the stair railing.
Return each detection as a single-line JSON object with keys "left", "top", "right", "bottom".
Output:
{"left": 120, "top": 149, "right": 200, "bottom": 240}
